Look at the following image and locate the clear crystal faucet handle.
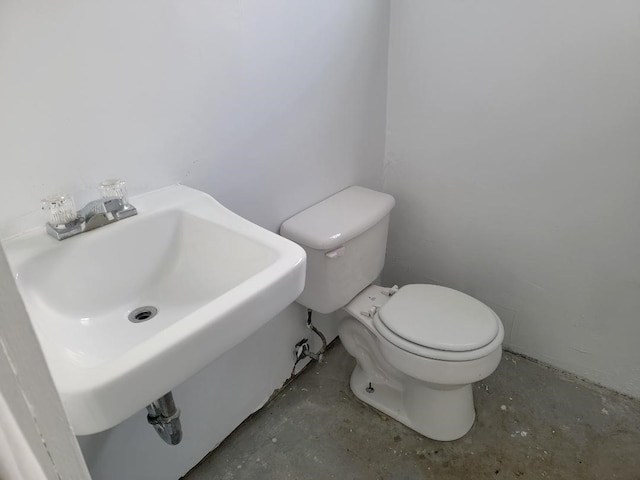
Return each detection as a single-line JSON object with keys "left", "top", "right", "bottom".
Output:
{"left": 41, "top": 194, "right": 77, "bottom": 226}
{"left": 99, "top": 179, "right": 129, "bottom": 204}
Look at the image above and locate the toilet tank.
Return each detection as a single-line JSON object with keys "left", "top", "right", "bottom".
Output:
{"left": 280, "top": 186, "right": 395, "bottom": 313}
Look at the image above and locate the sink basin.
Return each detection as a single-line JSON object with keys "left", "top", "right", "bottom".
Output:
{"left": 2, "top": 185, "right": 306, "bottom": 435}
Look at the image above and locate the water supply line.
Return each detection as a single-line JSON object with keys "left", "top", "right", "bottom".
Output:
{"left": 292, "top": 309, "right": 327, "bottom": 375}
{"left": 305, "top": 309, "right": 327, "bottom": 361}
{"left": 146, "top": 391, "right": 183, "bottom": 445}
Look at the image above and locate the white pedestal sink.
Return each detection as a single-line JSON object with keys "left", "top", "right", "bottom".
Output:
{"left": 2, "top": 185, "right": 306, "bottom": 435}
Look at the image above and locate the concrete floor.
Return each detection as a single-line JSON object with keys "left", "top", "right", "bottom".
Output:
{"left": 184, "top": 341, "right": 640, "bottom": 480}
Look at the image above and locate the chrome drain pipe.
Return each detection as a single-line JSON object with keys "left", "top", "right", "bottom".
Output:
{"left": 146, "top": 391, "right": 183, "bottom": 445}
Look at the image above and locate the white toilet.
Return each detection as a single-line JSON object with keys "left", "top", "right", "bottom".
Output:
{"left": 280, "top": 186, "right": 504, "bottom": 441}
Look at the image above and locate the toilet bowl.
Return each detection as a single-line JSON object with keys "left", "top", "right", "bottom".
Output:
{"left": 280, "top": 186, "right": 504, "bottom": 441}
{"left": 340, "top": 284, "right": 503, "bottom": 441}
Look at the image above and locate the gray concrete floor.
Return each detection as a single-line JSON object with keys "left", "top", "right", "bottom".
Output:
{"left": 184, "top": 341, "right": 640, "bottom": 480}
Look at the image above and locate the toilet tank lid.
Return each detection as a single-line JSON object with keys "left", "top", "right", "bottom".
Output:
{"left": 280, "top": 186, "right": 395, "bottom": 250}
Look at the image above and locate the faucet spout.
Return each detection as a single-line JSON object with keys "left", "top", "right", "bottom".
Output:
{"left": 81, "top": 198, "right": 135, "bottom": 231}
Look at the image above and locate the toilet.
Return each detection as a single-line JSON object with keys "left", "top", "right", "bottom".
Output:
{"left": 280, "top": 186, "right": 504, "bottom": 441}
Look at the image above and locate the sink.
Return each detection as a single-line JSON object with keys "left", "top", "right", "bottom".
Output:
{"left": 2, "top": 185, "right": 306, "bottom": 435}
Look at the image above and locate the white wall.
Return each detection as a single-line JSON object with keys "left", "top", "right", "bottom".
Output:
{"left": 0, "top": 0, "right": 388, "bottom": 234}
{"left": 385, "top": 0, "right": 640, "bottom": 397}
{"left": 0, "top": 1, "right": 390, "bottom": 478}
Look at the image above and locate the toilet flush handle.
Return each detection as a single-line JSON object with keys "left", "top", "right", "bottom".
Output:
{"left": 325, "top": 246, "right": 346, "bottom": 258}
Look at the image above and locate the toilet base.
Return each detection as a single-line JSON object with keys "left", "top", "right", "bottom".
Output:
{"left": 349, "top": 365, "right": 476, "bottom": 441}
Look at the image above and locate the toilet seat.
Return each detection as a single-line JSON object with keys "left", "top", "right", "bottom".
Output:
{"left": 373, "top": 284, "right": 503, "bottom": 362}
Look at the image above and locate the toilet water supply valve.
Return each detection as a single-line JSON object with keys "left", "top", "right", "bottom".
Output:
{"left": 294, "top": 338, "right": 310, "bottom": 362}
{"left": 292, "top": 309, "right": 328, "bottom": 374}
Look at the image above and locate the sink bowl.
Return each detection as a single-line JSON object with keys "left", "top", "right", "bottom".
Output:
{"left": 2, "top": 185, "right": 306, "bottom": 435}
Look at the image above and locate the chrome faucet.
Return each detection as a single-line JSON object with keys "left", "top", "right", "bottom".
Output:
{"left": 41, "top": 179, "right": 137, "bottom": 241}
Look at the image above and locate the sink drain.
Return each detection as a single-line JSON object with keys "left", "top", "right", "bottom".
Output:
{"left": 129, "top": 306, "right": 158, "bottom": 323}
